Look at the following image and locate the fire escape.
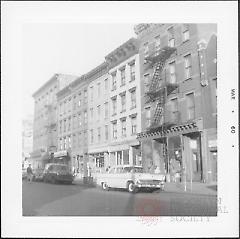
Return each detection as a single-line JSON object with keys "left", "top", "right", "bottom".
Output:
{"left": 44, "top": 103, "right": 57, "bottom": 154}
{"left": 144, "top": 46, "right": 178, "bottom": 133}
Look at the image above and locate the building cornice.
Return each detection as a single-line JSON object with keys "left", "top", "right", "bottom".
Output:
{"left": 105, "top": 38, "right": 139, "bottom": 70}
{"left": 32, "top": 74, "right": 58, "bottom": 98}
{"left": 85, "top": 62, "right": 109, "bottom": 82}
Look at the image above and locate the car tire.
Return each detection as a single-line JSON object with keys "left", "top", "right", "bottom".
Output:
{"left": 102, "top": 182, "right": 109, "bottom": 191}
{"left": 51, "top": 177, "right": 56, "bottom": 184}
{"left": 43, "top": 176, "right": 48, "bottom": 183}
{"left": 127, "top": 181, "right": 137, "bottom": 193}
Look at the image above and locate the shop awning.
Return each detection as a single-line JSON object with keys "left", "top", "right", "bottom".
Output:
{"left": 137, "top": 122, "right": 199, "bottom": 141}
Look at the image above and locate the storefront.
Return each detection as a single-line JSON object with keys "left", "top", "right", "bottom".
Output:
{"left": 138, "top": 122, "right": 206, "bottom": 183}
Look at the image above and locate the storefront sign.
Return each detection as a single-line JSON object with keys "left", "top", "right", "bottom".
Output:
{"left": 208, "top": 139, "right": 217, "bottom": 148}
{"left": 54, "top": 150, "right": 68, "bottom": 158}
{"left": 189, "top": 140, "right": 197, "bottom": 149}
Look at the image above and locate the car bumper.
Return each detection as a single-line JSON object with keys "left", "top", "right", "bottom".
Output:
{"left": 136, "top": 182, "right": 164, "bottom": 189}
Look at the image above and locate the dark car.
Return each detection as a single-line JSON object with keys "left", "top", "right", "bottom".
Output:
{"left": 42, "top": 163, "right": 74, "bottom": 184}
{"left": 33, "top": 168, "right": 44, "bottom": 182}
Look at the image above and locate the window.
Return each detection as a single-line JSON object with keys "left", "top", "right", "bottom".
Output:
{"left": 144, "top": 74, "right": 150, "bottom": 92}
{"left": 104, "top": 102, "right": 108, "bottom": 118}
{"left": 120, "top": 68, "right": 126, "bottom": 86}
{"left": 112, "top": 73, "right": 117, "bottom": 91}
{"left": 112, "top": 121, "right": 117, "bottom": 139}
{"left": 121, "top": 118, "right": 127, "bottom": 137}
{"left": 120, "top": 93, "right": 126, "bottom": 112}
{"left": 78, "top": 132, "right": 82, "bottom": 146}
{"left": 68, "top": 117, "right": 71, "bottom": 131}
{"left": 117, "top": 151, "right": 122, "bottom": 165}
{"left": 64, "top": 119, "right": 66, "bottom": 132}
{"left": 169, "top": 61, "right": 176, "bottom": 83}
{"left": 84, "top": 90, "right": 87, "bottom": 104}
{"left": 68, "top": 98, "right": 72, "bottom": 112}
{"left": 97, "top": 105, "right": 101, "bottom": 120}
{"left": 104, "top": 78, "right": 108, "bottom": 91}
{"left": 73, "top": 115, "right": 76, "bottom": 129}
{"left": 97, "top": 127, "right": 101, "bottom": 142}
{"left": 155, "top": 35, "right": 161, "bottom": 52}
{"left": 145, "top": 107, "right": 151, "bottom": 127}
{"left": 59, "top": 103, "right": 62, "bottom": 116}
{"left": 59, "top": 138, "right": 63, "bottom": 150}
{"left": 183, "top": 24, "right": 190, "bottom": 42}
{"left": 59, "top": 120, "right": 62, "bottom": 134}
{"left": 64, "top": 137, "right": 67, "bottom": 149}
{"left": 186, "top": 93, "right": 195, "bottom": 120}
{"left": 72, "top": 134, "right": 76, "bottom": 149}
{"left": 112, "top": 97, "right": 117, "bottom": 115}
{"left": 64, "top": 101, "right": 67, "bottom": 114}
{"left": 105, "top": 125, "right": 109, "bottom": 140}
{"left": 90, "top": 86, "right": 94, "bottom": 101}
{"left": 130, "top": 63, "right": 136, "bottom": 81}
{"left": 143, "top": 42, "right": 149, "bottom": 57}
{"left": 130, "top": 89, "right": 136, "bottom": 109}
{"left": 78, "top": 113, "right": 82, "bottom": 127}
{"left": 90, "top": 129, "right": 94, "bottom": 143}
{"left": 97, "top": 83, "right": 101, "bottom": 97}
{"left": 171, "top": 98, "right": 179, "bottom": 122}
{"left": 168, "top": 27, "right": 175, "bottom": 47}
{"left": 90, "top": 108, "right": 93, "bottom": 120}
{"left": 184, "top": 54, "right": 192, "bottom": 79}
{"left": 84, "top": 111, "right": 87, "bottom": 124}
{"left": 73, "top": 95, "right": 77, "bottom": 110}
{"left": 78, "top": 93, "right": 81, "bottom": 107}
{"left": 131, "top": 115, "right": 137, "bottom": 135}
{"left": 68, "top": 135, "right": 71, "bottom": 148}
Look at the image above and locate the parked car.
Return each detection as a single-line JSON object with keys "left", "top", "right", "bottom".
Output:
{"left": 33, "top": 168, "right": 44, "bottom": 182}
{"left": 42, "top": 163, "right": 74, "bottom": 184}
{"left": 22, "top": 168, "right": 27, "bottom": 180}
{"left": 97, "top": 166, "right": 165, "bottom": 193}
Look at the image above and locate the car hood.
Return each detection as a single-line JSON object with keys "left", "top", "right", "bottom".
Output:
{"left": 135, "top": 173, "right": 165, "bottom": 181}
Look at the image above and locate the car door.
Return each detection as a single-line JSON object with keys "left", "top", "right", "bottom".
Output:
{"left": 114, "top": 167, "right": 124, "bottom": 188}
{"left": 107, "top": 167, "right": 116, "bottom": 188}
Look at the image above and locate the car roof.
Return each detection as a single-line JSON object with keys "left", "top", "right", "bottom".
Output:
{"left": 113, "top": 165, "right": 143, "bottom": 168}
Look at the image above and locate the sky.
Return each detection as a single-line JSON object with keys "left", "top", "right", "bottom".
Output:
{"left": 22, "top": 23, "right": 135, "bottom": 119}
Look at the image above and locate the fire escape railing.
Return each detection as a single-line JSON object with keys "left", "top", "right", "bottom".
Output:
{"left": 144, "top": 46, "right": 178, "bottom": 132}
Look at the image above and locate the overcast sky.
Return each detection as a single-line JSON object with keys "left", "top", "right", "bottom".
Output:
{"left": 22, "top": 23, "right": 135, "bottom": 119}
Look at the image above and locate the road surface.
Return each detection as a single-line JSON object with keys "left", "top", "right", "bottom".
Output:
{"left": 22, "top": 180, "right": 217, "bottom": 216}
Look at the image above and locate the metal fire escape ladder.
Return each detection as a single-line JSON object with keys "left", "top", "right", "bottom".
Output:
{"left": 145, "top": 46, "right": 177, "bottom": 130}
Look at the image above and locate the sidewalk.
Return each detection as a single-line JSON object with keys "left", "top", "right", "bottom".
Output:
{"left": 164, "top": 182, "right": 217, "bottom": 196}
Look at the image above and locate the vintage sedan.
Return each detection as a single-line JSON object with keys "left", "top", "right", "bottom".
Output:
{"left": 42, "top": 163, "right": 74, "bottom": 184}
{"left": 97, "top": 166, "right": 165, "bottom": 193}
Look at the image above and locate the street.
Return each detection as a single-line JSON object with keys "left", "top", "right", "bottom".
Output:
{"left": 22, "top": 180, "right": 217, "bottom": 216}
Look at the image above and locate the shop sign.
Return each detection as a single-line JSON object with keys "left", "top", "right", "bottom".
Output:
{"left": 208, "top": 139, "right": 217, "bottom": 148}
{"left": 189, "top": 140, "right": 197, "bottom": 149}
{"left": 54, "top": 150, "right": 68, "bottom": 158}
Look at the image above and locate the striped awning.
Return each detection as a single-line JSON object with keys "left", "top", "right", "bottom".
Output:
{"left": 137, "top": 122, "right": 198, "bottom": 140}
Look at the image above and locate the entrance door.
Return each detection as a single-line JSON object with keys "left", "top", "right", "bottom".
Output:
{"left": 191, "top": 151, "right": 202, "bottom": 181}
{"left": 210, "top": 151, "right": 217, "bottom": 182}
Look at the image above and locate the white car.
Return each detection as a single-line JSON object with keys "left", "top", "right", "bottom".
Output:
{"left": 97, "top": 166, "right": 165, "bottom": 193}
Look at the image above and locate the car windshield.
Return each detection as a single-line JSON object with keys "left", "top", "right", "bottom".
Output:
{"left": 54, "top": 165, "right": 68, "bottom": 171}
{"left": 123, "top": 167, "right": 144, "bottom": 173}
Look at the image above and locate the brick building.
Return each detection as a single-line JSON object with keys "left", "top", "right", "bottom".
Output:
{"left": 86, "top": 62, "right": 110, "bottom": 172}
{"left": 56, "top": 75, "right": 88, "bottom": 173}
{"left": 135, "top": 24, "right": 217, "bottom": 183}
{"left": 104, "top": 38, "right": 142, "bottom": 168}
{"left": 31, "top": 73, "right": 78, "bottom": 169}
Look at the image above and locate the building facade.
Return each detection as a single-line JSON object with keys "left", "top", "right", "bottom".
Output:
{"left": 56, "top": 75, "right": 89, "bottom": 173}
{"left": 86, "top": 62, "right": 110, "bottom": 172}
{"left": 104, "top": 38, "right": 142, "bottom": 168}
{"left": 31, "top": 73, "right": 78, "bottom": 169}
{"left": 135, "top": 23, "right": 217, "bottom": 183}
{"left": 22, "top": 115, "right": 33, "bottom": 168}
